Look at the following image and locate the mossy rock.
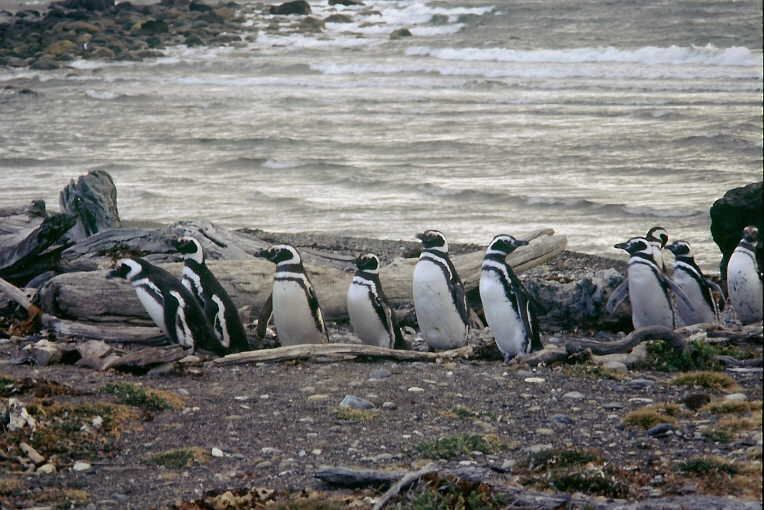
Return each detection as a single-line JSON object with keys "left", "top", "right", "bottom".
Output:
{"left": 44, "top": 39, "right": 76, "bottom": 57}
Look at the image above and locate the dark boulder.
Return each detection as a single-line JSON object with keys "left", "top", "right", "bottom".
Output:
{"left": 269, "top": 0, "right": 311, "bottom": 15}
{"left": 710, "top": 181, "right": 763, "bottom": 276}
{"left": 328, "top": 0, "right": 362, "bottom": 5}
{"left": 59, "top": 169, "right": 121, "bottom": 242}
{"left": 324, "top": 13, "right": 352, "bottom": 23}
{"left": 56, "top": 0, "right": 115, "bottom": 11}
{"left": 189, "top": 1, "right": 213, "bottom": 12}
{"left": 136, "top": 19, "right": 169, "bottom": 35}
{"left": 389, "top": 28, "right": 412, "bottom": 39}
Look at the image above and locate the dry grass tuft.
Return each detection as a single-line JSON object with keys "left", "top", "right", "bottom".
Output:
{"left": 670, "top": 372, "right": 738, "bottom": 391}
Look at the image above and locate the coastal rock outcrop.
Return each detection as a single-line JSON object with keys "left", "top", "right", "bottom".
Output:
{"left": 710, "top": 181, "right": 763, "bottom": 276}
{"left": 269, "top": 0, "right": 311, "bottom": 15}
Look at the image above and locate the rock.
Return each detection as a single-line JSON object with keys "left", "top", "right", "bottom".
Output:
{"left": 602, "top": 401, "right": 624, "bottom": 410}
{"left": 211, "top": 447, "right": 224, "bottom": 457}
{"left": 7, "top": 398, "right": 37, "bottom": 432}
{"left": 298, "top": 16, "right": 324, "bottom": 32}
{"left": 72, "top": 461, "right": 92, "bottom": 471}
{"left": 523, "top": 377, "right": 545, "bottom": 384}
{"left": 269, "top": 0, "right": 311, "bottom": 15}
{"left": 136, "top": 19, "right": 169, "bottom": 35}
{"left": 56, "top": 0, "right": 115, "bottom": 10}
{"left": 30, "top": 56, "right": 62, "bottom": 70}
{"left": 407, "top": 386, "right": 425, "bottom": 393}
{"left": 20, "top": 442, "right": 45, "bottom": 464}
{"left": 525, "top": 444, "right": 553, "bottom": 454}
{"left": 324, "top": 14, "right": 352, "bottom": 23}
{"left": 90, "top": 46, "right": 116, "bottom": 59}
{"left": 59, "top": 170, "right": 121, "bottom": 241}
{"left": 307, "top": 394, "right": 330, "bottom": 401}
{"left": 389, "top": 28, "right": 412, "bottom": 39}
{"left": 189, "top": 1, "right": 213, "bottom": 12}
{"left": 63, "top": 21, "right": 101, "bottom": 33}
{"left": 92, "top": 416, "right": 103, "bottom": 429}
{"left": 535, "top": 427, "right": 554, "bottom": 435}
{"left": 562, "top": 391, "right": 585, "bottom": 400}
{"left": 627, "top": 377, "right": 655, "bottom": 389}
{"left": 551, "top": 414, "right": 574, "bottom": 425}
{"left": 339, "top": 395, "right": 375, "bottom": 410}
{"left": 681, "top": 392, "right": 711, "bottom": 411}
{"left": 725, "top": 393, "right": 748, "bottom": 401}
{"left": 381, "top": 401, "right": 396, "bottom": 410}
{"left": 647, "top": 423, "right": 674, "bottom": 437}
{"left": 25, "top": 339, "right": 63, "bottom": 366}
{"left": 625, "top": 342, "right": 649, "bottom": 367}
{"left": 328, "top": 0, "right": 362, "bottom": 5}
{"left": 710, "top": 182, "right": 763, "bottom": 275}
{"left": 604, "top": 360, "right": 628, "bottom": 372}
{"left": 37, "top": 463, "right": 57, "bottom": 474}
{"left": 369, "top": 368, "right": 391, "bottom": 380}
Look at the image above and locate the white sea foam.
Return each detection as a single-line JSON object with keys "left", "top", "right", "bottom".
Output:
{"left": 256, "top": 33, "right": 380, "bottom": 49}
{"left": 85, "top": 89, "right": 119, "bottom": 100}
{"left": 405, "top": 45, "right": 760, "bottom": 67}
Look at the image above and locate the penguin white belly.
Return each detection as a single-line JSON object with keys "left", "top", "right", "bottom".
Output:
{"left": 672, "top": 271, "right": 715, "bottom": 326}
{"left": 347, "top": 284, "right": 390, "bottom": 348}
{"left": 727, "top": 252, "right": 763, "bottom": 324}
{"left": 133, "top": 284, "right": 168, "bottom": 335}
{"left": 480, "top": 272, "right": 526, "bottom": 357}
{"left": 272, "top": 280, "right": 324, "bottom": 345}
{"left": 413, "top": 260, "right": 467, "bottom": 350}
{"left": 627, "top": 264, "right": 673, "bottom": 329}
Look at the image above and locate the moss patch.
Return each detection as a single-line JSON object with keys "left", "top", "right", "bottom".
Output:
{"left": 147, "top": 447, "right": 211, "bottom": 469}
{"left": 391, "top": 474, "right": 504, "bottom": 509}
{"left": 415, "top": 434, "right": 506, "bottom": 460}
{"left": 639, "top": 340, "right": 724, "bottom": 372}
{"left": 679, "top": 456, "right": 739, "bottom": 476}
{"left": 550, "top": 469, "right": 630, "bottom": 498}
{"left": 623, "top": 403, "right": 683, "bottom": 429}
{"left": 670, "top": 372, "right": 738, "bottom": 391}
{"left": 102, "top": 382, "right": 183, "bottom": 411}
{"left": 702, "top": 399, "right": 760, "bottom": 415}
{"left": 562, "top": 364, "right": 625, "bottom": 380}
{"left": 522, "top": 448, "right": 601, "bottom": 471}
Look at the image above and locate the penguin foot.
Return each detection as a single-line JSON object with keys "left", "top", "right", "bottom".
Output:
{"left": 503, "top": 352, "right": 517, "bottom": 364}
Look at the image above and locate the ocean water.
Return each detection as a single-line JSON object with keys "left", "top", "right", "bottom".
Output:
{"left": 1, "top": 0, "right": 762, "bottom": 272}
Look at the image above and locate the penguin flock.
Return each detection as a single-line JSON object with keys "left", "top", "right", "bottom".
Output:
{"left": 106, "top": 225, "right": 762, "bottom": 360}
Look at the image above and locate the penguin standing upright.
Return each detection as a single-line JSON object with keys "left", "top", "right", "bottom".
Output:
{"left": 107, "top": 258, "right": 225, "bottom": 355}
{"left": 607, "top": 237, "right": 694, "bottom": 329}
{"left": 646, "top": 226, "right": 669, "bottom": 273}
{"left": 412, "top": 230, "right": 469, "bottom": 350}
{"left": 479, "top": 234, "right": 543, "bottom": 361}
{"left": 257, "top": 244, "right": 329, "bottom": 345}
{"left": 347, "top": 253, "right": 404, "bottom": 348}
{"left": 726, "top": 226, "right": 763, "bottom": 324}
{"left": 174, "top": 236, "right": 250, "bottom": 353}
{"left": 666, "top": 240, "right": 723, "bottom": 326}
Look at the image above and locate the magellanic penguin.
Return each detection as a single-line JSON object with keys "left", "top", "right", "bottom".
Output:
{"left": 666, "top": 240, "right": 724, "bottom": 326}
{"left": 606, "top": 236, "right": 694, "bottom": 329}
{"left": 107, "top": 258, "right": 225, "bottom": 355}
{"left": 347, "top": 253, "right": 404, "bottom": 349}
{"left": 174, "top": 236, "right": 250, "bottom": 353}
{"left": 412, "top": 230, "right": 469, "bottom": 350}
{"left": 646, "top": 226, "right": 669, "bottom": 273}
{"left": 726, "top": 226, "right": 763, "bottom": 324}
{"left": 479, "top": 234, "right": 543, "bottom": 361}
{"left": 257, "top": 244, "right": 329, "bottom": 345}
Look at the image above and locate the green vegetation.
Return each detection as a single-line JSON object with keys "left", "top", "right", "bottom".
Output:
{"left": 623, "top": 403, "right": 683, "bottom": 429}
{"left": 147, "top": 447, "right": 210, "bottom": 469}
{"left": 391, "top": 475, "right": 503, "bottom": 510}
{"left": 670, "top": 372, "right": 738, "bottom": 391}
{"left": 562, "top": 364, "right": 624, "bottom": 380}
{"left": 550, "top": 469, "right": 630, "bottom": 498}
{"left": 640, "top": 340, "right": 722, "bottom": 372}
{"left": 523, "top": 448, "right": 600, "bottom": 471}
{"left": 702, "top": 399, "right": 762, "bottom": 415}
{"left": 415, "top": 434, "right": 506, "bottom": 460}
{"left": 102, "top": 382, "right": 180, "bottom": 411}
{"left": 679, "top": 457, "right": 739, "bottom": 476}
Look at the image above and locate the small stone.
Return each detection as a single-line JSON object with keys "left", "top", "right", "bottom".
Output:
{"left": 562, "top": 391, "right": 585, "bottom": 400}
{"left": 725, "top": 393, "right": 747, "bottom": 401}
{"left": 407, "top": 387, "right": 425, "bottom": 393}
{"left": 536, "top": 427, "right": 554, "bottom": 435}
{"left": 92, "top": 416, "right": 103, "bottom": 429}
{"left": 7, "top": 398, "right": 36, "bottom": 432}
{"left": 647, "top": 423, "right": 674, "bottom": 437}
{"left": 36, "top": 463, "right": 56, "bottom": 475}
{"left": 604, "top": 361, "right": 628, "bottom": 372}
{"left": 311, "top": 449, "right": 322, "bottom": 455}
{"left": 628, "top": 378, "right": 655, "bottom": 389}
{"left": 500, "top": 459, "right": 515, "bottom": 471}
{"left": 211, "top": 448, "right": 224, "bottom": 457}
{"left": 551, "top": 414, "right": 574, "bottom": 425}
{"left": 629, "top": 397, "right": 654, "bottom": 404}
{"left": 525, "top": 444, "right": 553, "bottom": 454}
{"left": 72, "top": 461, "right": 92, "bottom": 472}
{"left": 261, "top": 447, "right": 281, "bottom": 455}
{"left": 602, "top": 402, "right": 624, "bottom": 410}
{"left": 681, "top": 393, "right": 711, "bottom": 411}
{"left": 20, "top": 442, "right": 45, "bottom": 464}
{"left": 255, "top": 460, "right": 272, "bottom": 469}
{"left": 524, "top": 377, "right": 545, "bottom": 384}
{"left": 339, "top": 395, "right": 375, "bottom": 410}
{"left": 307, "top": 394, "right": 330, "bottom": 401}
{"left": 369, "top": 368, "right": 392, "bottom": 380}
{"left": 389, "top": 27, "right": 412, "bottom": 39}
{"left": 382, "top": 401, "right": 396, "bottom": 410}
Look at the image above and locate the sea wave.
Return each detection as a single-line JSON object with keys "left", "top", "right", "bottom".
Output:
{"left": 405, "top": 45, "right": 761, "bottom": 67}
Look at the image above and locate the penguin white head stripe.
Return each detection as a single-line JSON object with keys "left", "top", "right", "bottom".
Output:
{"left": 614, "top": 237, "right": 651, "bottom": 255}
{"left": 257, "top": 244, "right": 302, "bottom": 265}
{"left": 174, "top": 236, "right": 204, "bottom": 264}
{"left": 646, "top": 226, "right": 669, "bottom": 247}
{"left": 666, "top": 240, "right": 693, "bottom": 258}
{"left": 107, "top": 258, "right": 143, "bottom": 281}
{"left": 742, "top": 225, "right": 759, "bottom": 244}
{"left": 487, "top": 234, "right": 529, "bottom": 256}
{"left": 355, "top": 253, "right": 380, "bottom": 274}
{"left": 416, "top": 230, "right": 448, "bottom": 253}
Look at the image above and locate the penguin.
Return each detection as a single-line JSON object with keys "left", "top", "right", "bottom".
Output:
{"left": 479, "top": 234, "right": 543, "bottom": 361}
{"left": 412, "top": 230, "right": 469, "bottom": 350}
{"left": 106, "top": 258, "right": 225, "bottom": 355}
{"left": 256, "top": 244, "right": 329, "bottom": 345}
{"left": 726, "top": 226, "right": 763, "bottom": 325}
{"left": 606, "top": 236, "right": 694, "bottom": 329}
{"left": 646, "top": 226, "right": 669, "bottom": 273}
{"left": 347, "top": 253, "right": 404, "bottom": 349}
{"left": 174, "top": 236, "right": 250, "bottom": 353}
{"left": 666, "top": 240, "right": 724, "bottom": 326}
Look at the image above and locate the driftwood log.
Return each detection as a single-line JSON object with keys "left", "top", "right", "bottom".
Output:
{"left": 38, "top": 229, "right": 567, "bottom": 323}
{"left": 59, "top": 169, "right": 121, "bottom": 242}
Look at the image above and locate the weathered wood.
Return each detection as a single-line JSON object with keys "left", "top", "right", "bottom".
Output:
{"left": 59, "top": 170, "right": 121, "bottom": 242}
{"left": 39, "top": 230, "right": 566, "bottom": 322}
{"left": 564, "top": 326, "right": 685, "bottom": 355}
{"left": 214, "top": 343, "right": 474, "bottom": 365}
{"left": 373, "top": 463, "right": 439, "bottom": 510}
{"left": 41, "top": 315, "right": 166, "bottom": 344}
{"left": 315, "top": 466, "right": 405, "bottom": 488}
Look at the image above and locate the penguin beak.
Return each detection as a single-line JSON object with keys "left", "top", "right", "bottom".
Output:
{"left": 614, "top": 242, "right": 628, "bottom": 250}
{"left": 105, "top": 269, "right": 118, "bottom": 279}
{"left": 254, "top": 249, "right": 268, "bottom": 258}
{"left": 516, "top": 240, "right": 529, "bottom": 247}
{"left": 415, "top": 233, "right": 425, "bottom": 241}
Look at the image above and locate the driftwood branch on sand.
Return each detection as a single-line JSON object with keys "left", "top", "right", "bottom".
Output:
{"left": 37, "top": 229, "right": 567, "bottom": 323}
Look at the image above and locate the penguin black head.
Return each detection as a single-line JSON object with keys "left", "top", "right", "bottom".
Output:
{"left": 174, "top": 236, "right": 204, "bottom": 263}
{"left": 355, "top": 253, "right": 380, "bottom": 274}
{"left": 257, "top": 244, "right": 302, "bottom": 265}
{"left": 742, "top": 225, "right": 759, "bottom": 243}
{"left": 614, "top": 237, "right": 651, "bottom": 255}
{"left": 486, "top": 234, "right": 529, "bottom": 256}
{"left": 666, "top": 240, "right": 693, "bottom": 258}
{"left": 106, "top": 258, "right": 144, "bottom": 281}
{"left": 646, "top": 226, "right": 669, "bottom": 248}
{"left": 416, "top": 230, "right": 448, "bottom": 252}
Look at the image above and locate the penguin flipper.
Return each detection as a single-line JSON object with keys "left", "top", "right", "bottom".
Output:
{"left": 444, "top": 256, "right": 470, "bottom": 326}
{"left": 255, "top": 293, "right": 273, "bottom": 341}
{"left": 390, "top": 309, "right": 406, "bottom": 349}
{"left": 163, "top": 291, "right": 181, "bottom": 345}
{"left": 606, "top": 280, "right": 629, "bottom": 314}
{"left": 306, "top": 284, "right": 330, "bottom": 342}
